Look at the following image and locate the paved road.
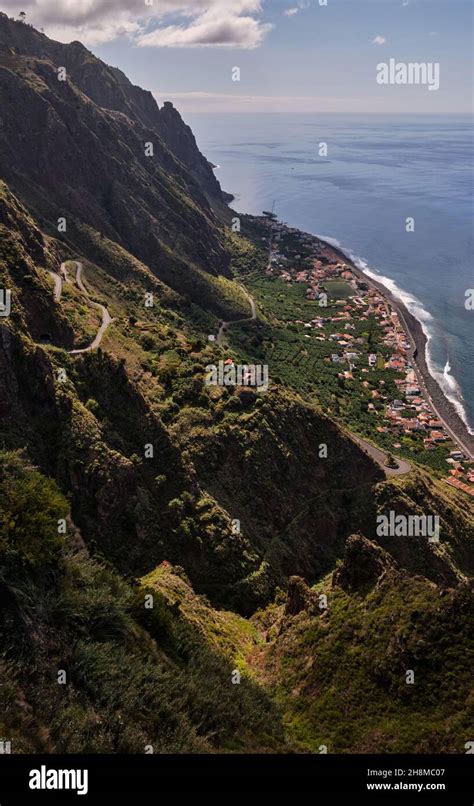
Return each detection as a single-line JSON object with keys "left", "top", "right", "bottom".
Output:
{"left": 46, "top": 261, "right": 112, "bottom": 354}
{"left": 216, "top": 227, "right": 272, "bottom": 346}
{"left": 350, "top": 263, "right": 473, "bottom": 461}
{"left": 217, "top": 289, "right": 257, "bottom": 345}
{"left": 60, "top": 263, "right": 69, "bottom": 284}
{"left": 350, "top": 433, "right": 412, "bottom": 476}
{"left": 70, "top": 262, "right": 112, "bottom": 354}
{"left": 391, "top": 302, "right": 474, "bottom": 460}
{"left": 47, "top": 270, "right": 62, "bottom": 303}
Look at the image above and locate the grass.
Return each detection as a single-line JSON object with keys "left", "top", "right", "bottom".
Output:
{"left": 252, "top": 572, "right": 473, "bottom": 752}
{"left": 324, "top": 279, "right": 354, "bottom": 299}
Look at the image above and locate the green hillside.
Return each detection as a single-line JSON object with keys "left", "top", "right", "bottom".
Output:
{"left": 0, "top": 14, "right": 472, "bottom": 756}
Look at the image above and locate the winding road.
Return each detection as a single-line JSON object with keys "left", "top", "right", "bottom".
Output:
{"left": 212, "top": 228, "right": 412, "bottom": 477}
{"left": 48, "top": 250, "right": 409, "bottom": 475}
{"left": 349, "top": 433, "right": 411, "bottom": 476}
{"left": 47, "top": 260, "right": 112, "bottom": 353}
{"left": 47, "top": 270, "right": 62, "bottom": 303}
{"left": 216, "top": 288, "right": 257, "bottom": 345}
{"left": 70, "top": 262, "right": 111, "bottom": 354}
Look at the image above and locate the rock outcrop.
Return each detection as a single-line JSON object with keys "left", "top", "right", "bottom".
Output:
{"left": 285, "top": 576, "right": 315, "bottom": 615}
{"left": 332, "top": 533, "right": 396, "bottom": 593}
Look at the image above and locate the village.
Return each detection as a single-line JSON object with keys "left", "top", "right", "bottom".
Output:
{"left": 258, "top": 213, "right": 474, "bottom": 497}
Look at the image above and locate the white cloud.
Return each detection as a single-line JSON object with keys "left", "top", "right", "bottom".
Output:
{"left": 0, "top": 1, "right": 272, "bottom": 48}
{"left": 137, "top": 8, "right": 272, "bottom": 49}
{"left": 283, "top": 1, "right": 308, "bottom": 16}
{"left": 372, "top": 35, "right": 386, "bottom": 46}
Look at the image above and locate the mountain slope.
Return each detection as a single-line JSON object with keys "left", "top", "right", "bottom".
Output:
{"left": 0, "top": 13, "right": 237, "bottom": 319}
{"left": 0, "top": 15, "right": 472, "bottom": 756}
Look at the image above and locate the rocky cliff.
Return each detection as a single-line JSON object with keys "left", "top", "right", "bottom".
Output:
{"left": 0, "top": 13, "right": 232, "bottom": 310}
{"left": 0, "top": 14, "right": 472, "bottom": 756}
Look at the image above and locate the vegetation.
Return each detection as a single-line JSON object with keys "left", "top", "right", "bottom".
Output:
{"left": 0, "top": 15, "right": 471, "bottom": 756}
{"left": 255, "top": 571, "right": 473, "bottom": 753}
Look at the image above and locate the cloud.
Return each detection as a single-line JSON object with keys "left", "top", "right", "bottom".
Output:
{"left": 283, "top": 1, "right": 309, "bottom": 16}
{"left": 0, "top": 1, "right": 272, "bottom": 48}
{"left": 137, "top": 8, "right": 272, "bottom": 48}
{"left": 372, "top": 35, "right": 386, "bottom": 46}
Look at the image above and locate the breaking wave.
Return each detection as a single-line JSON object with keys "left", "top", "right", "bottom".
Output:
{"left": 316, "top": 235, "right": 474, "bottom": 435}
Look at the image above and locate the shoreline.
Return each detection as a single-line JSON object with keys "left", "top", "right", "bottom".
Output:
{"left": 225, "top": 194, "right": 474, "bottom": 459}
{"left": 322, "top": 240, "right": 474, "bottom": 460}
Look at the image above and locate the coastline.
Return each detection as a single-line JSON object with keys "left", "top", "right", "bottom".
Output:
{"left": 224, "top": 191, "right": 474, "bottom": 459}
{"left": 323, "top": 240, "right": 474, "bottom": 460}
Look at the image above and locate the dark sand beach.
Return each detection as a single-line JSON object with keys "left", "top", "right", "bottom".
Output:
{"left": 324, "top": 241, "right": 474, "bottom": 459}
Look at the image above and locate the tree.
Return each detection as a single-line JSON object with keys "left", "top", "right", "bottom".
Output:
{"left": 18, "top": 11, "right": 26, "bottom": 23}
{"left": 385, "top": 453, "right": 399, "bottom": 469}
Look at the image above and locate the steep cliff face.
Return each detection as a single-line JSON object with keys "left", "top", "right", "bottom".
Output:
{"left": 0, "top": 14, "right": 223, "bottom": 203}
{"left": 0, "top": 14, "right": 472, "bottom": 756}
{"left": 156, "top": 101, "right": 224, "bottom": 202}
{"left": 0, "top": 14, "right": 231, "bottom": 305}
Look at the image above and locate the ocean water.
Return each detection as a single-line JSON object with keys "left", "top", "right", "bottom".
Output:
{"left": 188, "top": 113, "right": 474, "bottom": 434}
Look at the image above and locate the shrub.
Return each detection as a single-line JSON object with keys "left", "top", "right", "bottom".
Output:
{"left": 0, "top": 452, "right": 68, "bottom": 571}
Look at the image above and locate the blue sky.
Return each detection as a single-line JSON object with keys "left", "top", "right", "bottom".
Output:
{"left": 2, "top": 0, "right": 472, "bottom": 113}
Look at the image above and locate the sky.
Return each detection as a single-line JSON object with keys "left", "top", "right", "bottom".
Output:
{"left": 1, "top": 0, "right": 472, "bottom": 114}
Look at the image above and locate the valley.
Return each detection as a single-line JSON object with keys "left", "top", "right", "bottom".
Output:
{"left": 0, "top": 13, "right": 472, "bottom": 757}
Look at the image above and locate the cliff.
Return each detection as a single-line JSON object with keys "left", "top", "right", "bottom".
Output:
{"left": 0, "top": 15, "right": 472, "bottom": 756}
{"left": 0, "top": 13, "right": 233, "bottom": 312}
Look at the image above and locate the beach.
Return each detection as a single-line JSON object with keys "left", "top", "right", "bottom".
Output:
{"left": 324, "top": 240, "right": 474, "bottom": 460}
{"left": 242, "top": 207, "right": 474, "bottom": 460}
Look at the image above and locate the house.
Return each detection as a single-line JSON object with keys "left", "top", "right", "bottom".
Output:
{"left": 445, "top": 478, "right": 474, "bottom": 497}
{"left": 430, "top": 431, "right": 447, "bottom": 442}
{"left": 368, "top": 353, "right": 377, "bottom": 367}
{"left": 392, "top": 400, "right": 405, "bottom": 411}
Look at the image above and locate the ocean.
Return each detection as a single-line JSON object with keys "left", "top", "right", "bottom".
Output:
{"left": 188, "top": 113, "right": 474, "bottom": 434}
